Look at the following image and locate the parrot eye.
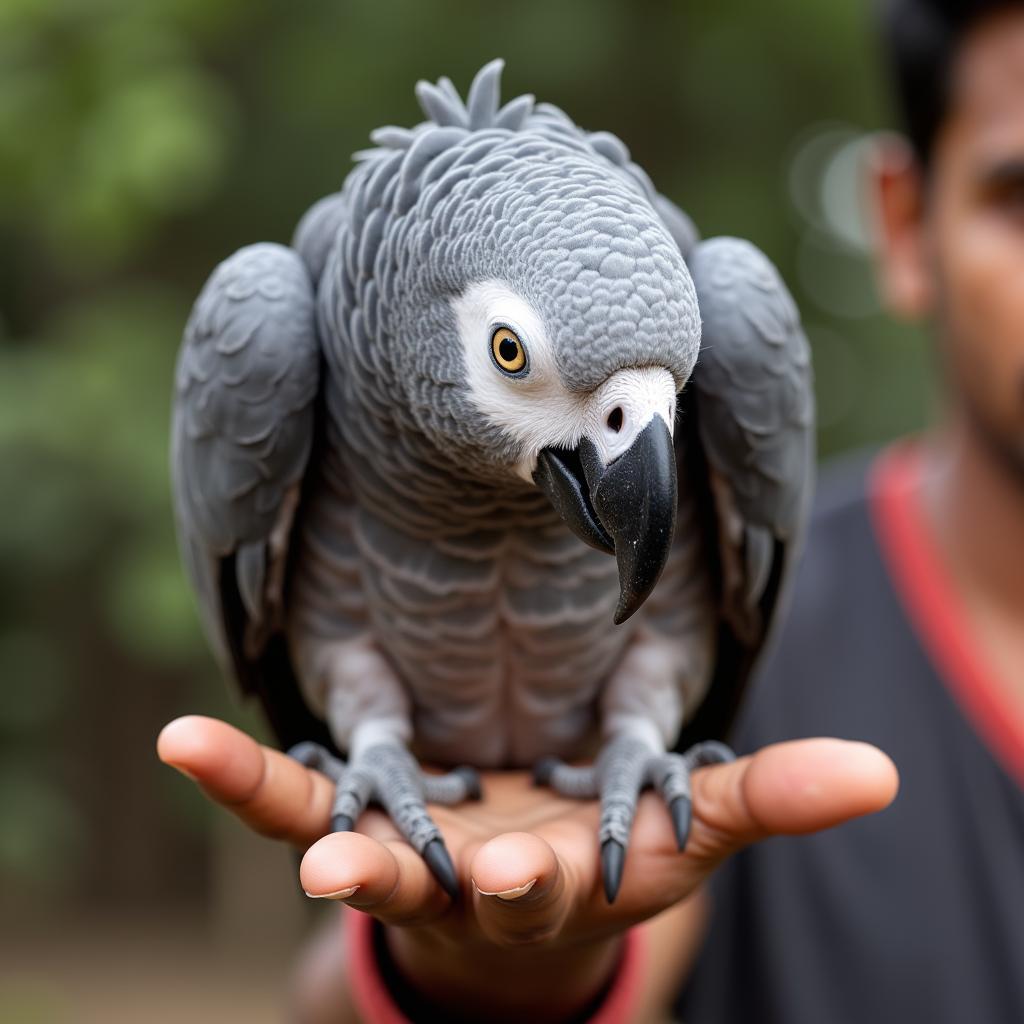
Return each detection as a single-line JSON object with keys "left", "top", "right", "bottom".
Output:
{"left": 490, "top": 326, "right": 528, "bottom": 376}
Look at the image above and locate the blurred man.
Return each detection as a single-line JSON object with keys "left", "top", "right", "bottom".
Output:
{"left": 158, "top": 0, "right": 1024, "bottom": 1020}
{"left": 678, "top": 0, "right": 1024, "bottom": 1019}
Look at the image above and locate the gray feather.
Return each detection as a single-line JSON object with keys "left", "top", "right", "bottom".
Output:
{"left": 466, "top": 58, "right": 503, "bottom": 129}
{"left": 688, "top": 237, "right": 813, "bottom": 538}
{"left": 654, "top": 194, "right": 700, "bottom": 259}
{"left": 494, "top": 93, "right": 535, "bottom": 130}
{"left": 685, "top": 236, "right": 814, "bottom": 636}
{"left": 415, "top": 80, "right": 468, "bottom": 128}
{"left": 369, "top": 125, "right": 416, "bottom": 151}
{"left": 236, "top": 541, "right": 266, "bottom": 622}
{"left": 587, "top": 131, "right": 631, "bottom": 166}
{"left": 292, "top": 192, "right": 347, "bottom": 284}
{"left": 172, "top": 242, "right": 320, "bottom": 678}
{"left": 743, "top": 524, "right": 774, "bottom": 610}
{"left": 436, "top": 76, "right": 462, "bottom": 107}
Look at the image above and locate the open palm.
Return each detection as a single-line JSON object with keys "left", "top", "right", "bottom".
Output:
{"left": 158, "top": 715, "right": 896, "bottom": 954}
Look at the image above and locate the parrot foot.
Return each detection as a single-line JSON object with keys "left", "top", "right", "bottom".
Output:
{"left": 532, "top": 737, "right": 734, "bottom": 903}
{"left": 288, "top": 741, "right": 480, "bottom": 901}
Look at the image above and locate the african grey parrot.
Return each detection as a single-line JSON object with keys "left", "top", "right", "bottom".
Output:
{"left": 171, "top": 60, "right": 814, "bottom": 903}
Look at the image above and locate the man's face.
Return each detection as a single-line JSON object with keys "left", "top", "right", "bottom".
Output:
{"left": 922, "top": 9, "right": 1024, "bottom": 465}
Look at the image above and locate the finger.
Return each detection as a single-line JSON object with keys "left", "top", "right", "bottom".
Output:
{"left": 687, "top": 737, "right": 899, "bottom": 864}
{"left": 157, "top": 715, "right": 334, "bottom": 846}
{"left": 470, "top": 831, "right": 575, "bottom": 946}
{"left": 300, "top": 831, "right": 449, "bottom": 925}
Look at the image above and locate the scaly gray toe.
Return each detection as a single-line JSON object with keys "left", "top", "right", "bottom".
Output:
{"left": 288, "top": 741, "right": 346, "bottom": 781}
{"left": 532, "top": 756, "right": 561, "bottom": 786}
{"left": 454, "top": 765, "right": 483, "bottom": 801}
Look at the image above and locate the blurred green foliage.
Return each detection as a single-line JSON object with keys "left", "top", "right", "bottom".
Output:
{"left": 0, "top": 0, "right": 235, "bottom": 270}
{"left": 0, "top": 0, "right": 932, "bottom": 915}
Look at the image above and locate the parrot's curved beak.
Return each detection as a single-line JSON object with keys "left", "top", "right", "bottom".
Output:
{"left": 534, "top": 416, "right": 677, "bottom": 624}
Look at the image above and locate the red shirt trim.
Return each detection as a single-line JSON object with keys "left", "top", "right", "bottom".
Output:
{"left": 870, "top": 443, "right": 1024, "bottom": 789}
{"left": 346, "top": 908, "right": 408, "bottom": 1024}
{"left": 345, "top": 906, "right": 645, "bottom": 1023}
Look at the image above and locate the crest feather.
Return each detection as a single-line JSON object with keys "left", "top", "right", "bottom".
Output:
{"left": 494, "top": 94, "right": 535, "bottom": 131}
{"left": 370, "top": 125, "right": 416, "bottom": 149}
{"left": 409, "top": 60, "right": 535, "bottom": 135}
{"left": 414, "top": 80, "right": 469, "bottom": 128}
{"left": 466, "top": 58, "right": 504, "bottom": 129}
{"left": 436, "top": 76, "right": 463, "bottom": 107}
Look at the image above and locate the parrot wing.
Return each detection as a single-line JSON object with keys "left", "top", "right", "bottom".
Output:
{"left": 676, "top": 236, "right": 815, "bottom": 747}
{"left": 172, "top": 242, "right": 328, "bottom": 745}
{"left": 292, "top": 191, "right": 349, "bottom": 286}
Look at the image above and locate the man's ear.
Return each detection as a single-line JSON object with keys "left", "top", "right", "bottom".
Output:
{"left": 866, "top": 132, "right": 935, "bottom": 320}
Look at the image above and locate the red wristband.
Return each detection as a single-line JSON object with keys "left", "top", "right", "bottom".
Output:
{"left": 344, "top": 907, "right": 645, "bottom": 1023}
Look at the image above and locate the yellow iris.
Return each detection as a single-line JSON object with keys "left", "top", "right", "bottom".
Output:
{"left": 491, "top": 326, "right": 527, "bottom": 374}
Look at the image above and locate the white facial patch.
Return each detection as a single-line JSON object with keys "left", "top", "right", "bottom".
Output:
{"left": 452, "top": 280, "right": 590, "bottom": 480}
{"left": 451, "top": 279, "right": 678, "bottom": 482}
{"left": 583, "top": 366, "right": 677, "bottom": 468}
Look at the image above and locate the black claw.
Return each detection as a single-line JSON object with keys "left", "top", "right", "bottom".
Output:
{"left": 601, "top": 839, "right": 626, "bottom": 904}
{"left": 423, "top": 838, "right": 460, "bottom": 901}
{"left": 532, "top": 756, "right": 560, "bottom": 786}
{"left": 689, "top": 740, "right": 736, "bottom": 768}
{"left": 454, "top": 765, "right": 483, "bottom": 801}
{"left": 331, "top": 814, "right": 354, "bottom": 833}
{"left": 669, "top": 796, "right": 692, "bottom": 852}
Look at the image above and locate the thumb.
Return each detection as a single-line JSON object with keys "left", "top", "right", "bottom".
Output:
{"left": 684, "top": 738, "right": 899, "bottom": 867}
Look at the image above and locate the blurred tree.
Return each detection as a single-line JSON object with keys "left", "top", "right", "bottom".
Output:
{"left": 0, "top": 0, "right": 932, "bottom": 927}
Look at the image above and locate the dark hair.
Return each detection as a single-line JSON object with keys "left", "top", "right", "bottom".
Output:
{"left": 878, "top": 0, "right": 1018, "bottom": 166}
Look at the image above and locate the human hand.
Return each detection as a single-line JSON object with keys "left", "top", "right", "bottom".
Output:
{"left": 158, "top": 716, "right": 897, "bottom": 1021}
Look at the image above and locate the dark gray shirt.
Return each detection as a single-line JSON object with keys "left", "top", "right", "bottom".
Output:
{"left": 676, "top": 448, "right": 1024, "bottom": 1023}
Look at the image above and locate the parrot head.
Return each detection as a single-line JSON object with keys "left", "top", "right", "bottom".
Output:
{"left": 354, "top": 62, "right": 702, "bottom": 623}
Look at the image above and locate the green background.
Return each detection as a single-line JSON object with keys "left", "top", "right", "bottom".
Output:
{"left": 0, "top": 0, "right": 931, "bottom": 1014}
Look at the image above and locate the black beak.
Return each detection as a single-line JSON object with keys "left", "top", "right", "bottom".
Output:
{"left": 533, "top": 418, "right": 677, "bottom": 624}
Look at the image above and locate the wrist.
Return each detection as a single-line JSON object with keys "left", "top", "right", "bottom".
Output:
{"left": 345, "top": 909, "right": 640, "bottom": 1024}
{"left": 389, "top": 925, "right": 621, "bottom": 1023}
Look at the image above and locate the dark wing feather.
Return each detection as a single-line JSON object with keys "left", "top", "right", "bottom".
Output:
{"left": 171, "top": 242, "right": 329, "bottom": 746}
{"left": 676, "top": 237, "right": 815, "bottom": 746}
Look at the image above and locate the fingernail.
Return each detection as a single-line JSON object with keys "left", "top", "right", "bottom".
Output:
{"left": 473, "top": 877, "right": 538, "bottom": 900}
{"left": 167, "top": 762, "right": 200, "bottom": 783}
{"left": 304, "top": 885, "right": 360, "bottom": 901}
